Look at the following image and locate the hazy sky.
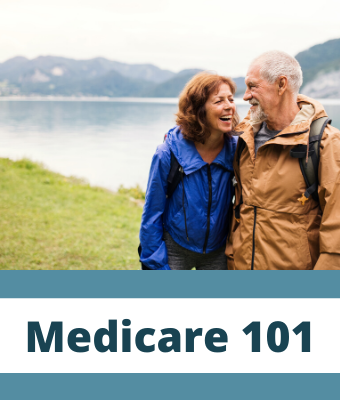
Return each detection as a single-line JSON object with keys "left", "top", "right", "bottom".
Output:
{"left": 1, "top": 0, "right": 340, "bottom": 77}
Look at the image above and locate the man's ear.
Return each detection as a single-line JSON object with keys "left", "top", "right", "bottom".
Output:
{"left": 277, "top": 76, "right": 288, "bottom": 96}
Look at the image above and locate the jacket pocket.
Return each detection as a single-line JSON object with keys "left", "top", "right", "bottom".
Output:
{"left": 298, "top": 223, "right": 313, "bottom": 270}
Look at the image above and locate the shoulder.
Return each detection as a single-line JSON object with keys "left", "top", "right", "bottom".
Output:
{"left": 319, "top": 124, "right": 340, "bottom": 184}
{"left": 235, "top": 112, "right": 251, "bottom": 132}
{"left": 226, "top": 135, "right": 238, "bottom": 155}
{"left": 229, "top": 135, "right": 239, "bottom": 146}
{"left": 155, "top": 140, "right": 170, "bottom": 158}
{"left": 150, "top": 137, "right": 172, "bottom": 173}
{"left": 320, "top": 124, "right": 340, "bottom": 151}
{"left": 324, "top": 123, "right": 340, "bottom": 138}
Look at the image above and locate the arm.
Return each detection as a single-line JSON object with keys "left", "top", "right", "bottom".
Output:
{"left": 314, "top": 126, "right": 340, "bottom": 270}
{"left": 139, "top": 144, "right": 171, "bottom": 270}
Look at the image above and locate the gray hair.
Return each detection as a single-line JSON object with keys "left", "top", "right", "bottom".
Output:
{"left": 250, "top": 50, "right": 303, "bottom": 96}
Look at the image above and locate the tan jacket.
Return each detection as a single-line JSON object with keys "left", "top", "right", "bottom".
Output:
{"left": 227, "top": 95, "right": 340, "bottom": 270}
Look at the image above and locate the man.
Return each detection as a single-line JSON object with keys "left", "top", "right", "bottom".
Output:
{"left": 226, "top": 50, "right": 340, "bottom": 270}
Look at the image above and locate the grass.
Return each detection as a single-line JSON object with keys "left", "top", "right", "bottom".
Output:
{"left": 0, "top": 158, "right": 143, "bottom": 269}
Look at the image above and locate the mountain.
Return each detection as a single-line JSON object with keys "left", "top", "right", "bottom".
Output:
{"left": 0, "top": 56, "right": 202, "bottom": 97}
{"left": 297, "top": 38, "right": 340, "bottom": 98}
{"left": 300, "top": 70, "right": 340, "bottom": 98}
{"left": 0, "top": 55, "right": 176, "bottom": 97}
{"left": 232, "top": 39, "right": 340, "bottom": 99}
{"left": 0, "top": 55, "right": 248, "bottom": 98}
{"left": 42, "top": 69, "right": 151, "bottom": 97}
{"left": 142, "top": 69, "right": 203, "bottom": 97}
{"left": 3, "top": 41, "right": 340, "bottom": 99}
{"left": 296, "top": 39, "right": 340, "bottom": 86}
{"left": 0, "top": 56, "right": 174, "bottom": 84}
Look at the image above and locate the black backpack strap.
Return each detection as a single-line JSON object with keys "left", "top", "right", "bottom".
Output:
{"left": 290, "top": 117, "right": 331, "bottom": 203}
{"left": 234, "top": 138, "right": 246, "bottom": 222}
{"left": 166, "top": 151, "right": 184, "bottom": 199}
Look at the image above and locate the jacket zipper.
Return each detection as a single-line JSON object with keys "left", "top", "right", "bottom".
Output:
{"left": 251, "top": 206, "right": 257, "bottom": 270}
{"left": 203, "top": 165, "right": 212, "bottom": 254}
{"left": 248, "top": 128, "right": 308, "bottom": 269}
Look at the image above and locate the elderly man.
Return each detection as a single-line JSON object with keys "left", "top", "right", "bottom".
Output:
{"left": 226, "top": 50, "right": 340, "bottom": 270}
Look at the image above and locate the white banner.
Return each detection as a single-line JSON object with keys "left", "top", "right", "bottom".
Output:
{"left": 0, "top": 298, "right": 338, "bottom": 373}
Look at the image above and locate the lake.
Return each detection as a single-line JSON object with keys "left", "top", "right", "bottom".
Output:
{"left": 0, "top": 98, "right": 339, "bottom": 191}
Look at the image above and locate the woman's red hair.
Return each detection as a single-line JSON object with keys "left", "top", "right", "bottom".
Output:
{"left": 175, "top": 72, "right": 239, "bottom": 143}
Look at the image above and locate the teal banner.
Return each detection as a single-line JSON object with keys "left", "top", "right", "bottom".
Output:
{"left": 0, "top": 271, "right": 339, "bottom": 298}
{"left": 0, "top": 373, "right": 338, "bottom": 399}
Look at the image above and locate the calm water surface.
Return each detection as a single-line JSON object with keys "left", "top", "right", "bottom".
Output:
{"left": 0, "top": 99, "right": 339, "bottom": 191}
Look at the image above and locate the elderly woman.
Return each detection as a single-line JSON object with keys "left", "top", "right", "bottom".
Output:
{"left": 139, "top": 72, "right": 239, "bottom": 270}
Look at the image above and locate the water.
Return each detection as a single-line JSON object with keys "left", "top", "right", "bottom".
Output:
{"left": 0, "top": 98, "right": 339, "bottom": 191}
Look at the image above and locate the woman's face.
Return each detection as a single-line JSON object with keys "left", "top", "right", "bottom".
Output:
{"left": 205, "top": 83, "right": 236, "bottom": 137}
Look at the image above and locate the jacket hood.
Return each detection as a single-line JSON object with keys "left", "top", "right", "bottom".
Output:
{"left": 167, "top": 126, "right": 236, "bottom": 175}
{"left": 296, "top": 94, "right": 328, "bottom": 122}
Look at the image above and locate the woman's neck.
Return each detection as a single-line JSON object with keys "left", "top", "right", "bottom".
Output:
{"left": 195, "top": 132, "right": 225, "bottom": 164}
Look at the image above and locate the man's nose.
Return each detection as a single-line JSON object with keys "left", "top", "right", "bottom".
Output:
{"left": 243, "top": 88, "right": 252, "bottom": 101}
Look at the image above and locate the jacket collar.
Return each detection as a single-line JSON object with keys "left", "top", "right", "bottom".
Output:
{"left": 234, "top": 95, "right": 329, "bottom": 163}
{"left": 168, "top": 126, "right": 236, "bottom": 175}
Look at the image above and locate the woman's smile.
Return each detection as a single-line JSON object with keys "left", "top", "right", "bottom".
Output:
{"left": 205, "top": 83, "right": 236, "bottom": 136}
{"left": 219, "top": 115, "right": 233, "bottom": 123}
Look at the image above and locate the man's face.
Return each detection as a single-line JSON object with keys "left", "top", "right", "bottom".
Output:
{"left": 243, "top": 64, "right": 279, "bottom": 122}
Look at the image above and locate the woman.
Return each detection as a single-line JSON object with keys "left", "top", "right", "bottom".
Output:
{"left": 139, "top": 72, "right": 239, "bottom": 270}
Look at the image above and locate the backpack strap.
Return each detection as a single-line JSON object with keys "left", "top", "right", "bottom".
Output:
{"left": 290, "top": 117, "right": 331, "bottom": 203}
{"left": 166, "top": 151, "right": 184, "bottom": 199}
{"left": 234, "top": 138, "right": 246, "bottom": 222}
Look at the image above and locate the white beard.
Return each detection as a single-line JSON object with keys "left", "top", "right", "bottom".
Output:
{"left": 250, "top": 102, "right": 267, "bottom": 123}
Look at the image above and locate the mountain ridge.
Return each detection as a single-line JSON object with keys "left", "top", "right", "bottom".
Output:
{"left": 1, "top": 38, "right": 340, "bottom": 98}
{"left": 296, "top": 38, "right": 340, "bottom": 98}
{"left": 0, "top": 55, "right": 203, "bottom": 97}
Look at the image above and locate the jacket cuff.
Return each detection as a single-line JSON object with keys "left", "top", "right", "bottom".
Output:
{"left": 314, "top": 253, "right": 340, "bottom": 270}
{"left": 158, "top": 264, "right": 171, "bottom": 270}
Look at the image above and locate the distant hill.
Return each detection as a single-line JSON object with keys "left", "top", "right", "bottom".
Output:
{"left": 142, "top": 69, "right": 203, "bottom": 97}
{"left": 0, "top": 56, "right": 176, "bottom": 97}
{"left": 2, "top": 40, "right": 340, "bottom": 99}
{"left": 0, "top": 56, "right": 174, "bottom": 84}
{"left": 0, "top": 56, "right": 206, "bottom": 97}
{"left": 296, "top": 38, "right": 340, "bottom": 98}
{"left": 48, "top": 69, "right": 151, "bottom": 97}
{"left": 230, "top": 39, "right": 340, "bottom": 99}
{"left": 296, "top": 39, "right": 340, "bottom": 86}
{"left": 233, "top": 39, "right": 340, "bottom": 99}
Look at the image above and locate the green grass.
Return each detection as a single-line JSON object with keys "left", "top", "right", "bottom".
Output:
{"left": 0, "top": 158, "right": 143, "bottom": 269}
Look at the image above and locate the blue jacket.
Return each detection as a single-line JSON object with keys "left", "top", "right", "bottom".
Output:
{"left": 139, "top": 126, "right": 237, "bottom": 270}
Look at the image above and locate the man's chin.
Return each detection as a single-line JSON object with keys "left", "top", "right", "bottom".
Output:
{"left": 250, "top": 109, "right": 268, "bottom": 123}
